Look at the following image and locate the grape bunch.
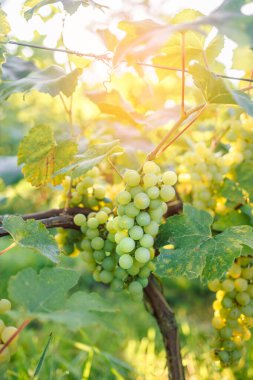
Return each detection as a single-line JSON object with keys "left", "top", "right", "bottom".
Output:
{"left": 108, "top": 161, "right": 177, "bottom": 298}
{"left": 57, "top": 161, "right": 177, "bottom": 299}
{"left": 56, "top": 166, "right": 111, "bottom": 256}
{"left": 0, "top": 299, "right": 18, "bottom": 363}
{"left": 177, "top": 142, "right": 229, "bottom": 213}
{"left": 208, "top": 256, "right": 253, "bottom": 367}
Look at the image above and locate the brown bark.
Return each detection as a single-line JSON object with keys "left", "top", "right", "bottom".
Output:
{"left": 144, "top": 276, "right": 185, "bottom": 380}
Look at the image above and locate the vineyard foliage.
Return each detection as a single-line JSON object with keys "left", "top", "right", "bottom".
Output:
{"left": 0, "top": 0, "right": 253, "bottom": 379}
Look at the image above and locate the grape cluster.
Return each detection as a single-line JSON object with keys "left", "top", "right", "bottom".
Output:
{"left": 107, "top": 161, "right": 177, "bottom": 298}
{"left": 57, "top": 162, "right": 177, "bottom": 298}
{"left": 0, "top": 299, "right": 18, "bottom": 363}
{"left": 56, "top": 166, "right": 111, "bottom": 256}
{"left": 208, "top": 256, "right": 253, "bottom": 367}
{"left": 177, "top": 142, "right": 229, "bottom": 213}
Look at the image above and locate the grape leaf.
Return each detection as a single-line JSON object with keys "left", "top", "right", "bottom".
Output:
{"left": 8, "top": 268, "right": 116, "bottom": 330}
{"left": 0, "top": 64, "right": 81, "bottom": 100}
{"left": 189, "top": 63, "right": 253, "bottom": 116}
{"left": 18, "top": 125, "right": 78, "bottom": 187}
{"left": 213, "top": 211, "right": 250, "bottom": 232}
{"left": 0, "top": 8, "right": 10, "bottom": 38}
{"left": 54, "top": 140, "right": 123, "bottom": 179}
{"left": 235, "top": 160, "right": 253, "bottom": 201}
{"left": 220, "top": 178, "right": 245, "bottom": 208}
{"left": 2, "top": 56, "right": 38, "bottom": 81}
{"left": 2, "top": 216, "right": 59, "bottom": 262}
{"left": 155, "top": 204, "right": 253, "bottom": 282}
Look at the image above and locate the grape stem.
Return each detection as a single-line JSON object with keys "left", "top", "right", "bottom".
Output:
{"left": 0, "top": 242, "right": 17, "bottom": 255}
{"left": 145, "top": 103, "right": 205, "bottom": 162}
{"left": 145, "top": 276, "right": 185, "bottom": 380}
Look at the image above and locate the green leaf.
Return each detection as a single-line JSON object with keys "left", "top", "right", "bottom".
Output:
{"left": 2, "top": 56, "right": 38, "bottom": 81}
{"left": 213, "top": 210, "right": 250, "bottom": 231}
{"left": 189, "top": 63, "right": 253, "bottom": 116}
{"left": 0, "top": 64, "right": 81, "bottom": 100}
{"left": 220, "top": 178, "right": 245, "bottom": 208}
{"left": 54, "top": 140, "right": 123, "bottom": 179}
{"left": 0, "top": 8, "right": 10, "bottom": 38}
{"left": 8, "top": 267, "right": 79, "bottom": 312}
{"left": 2, "top": 216, "right": 59, "bottom": 262}
{"left": 8, "top": 268, "right": 116, "bottom": 330}
{"left": 235, "top": 160, "right": 253, "bottom": 201}
{"left": 155, "top": 204, "right": 253, "bottom": 282}
{"left": 33, "top": 333, "right": 53, "bottom": 378}
{"left": 18, "top": 125, "right": 77, "bottom": 187}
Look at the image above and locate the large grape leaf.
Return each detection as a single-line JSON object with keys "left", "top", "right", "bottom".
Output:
{"left": 2, "top": 216, "right": 59, "bottom": 262}
{"left": 0, "top": 64, "right": 81, "bottom": 100}
{"left": 54, "top": 140, "right": 123, "bottom": 179}
{"left": 8, "top": 268, "right": 116, "bottom": 330}
{"left": 189, "top": 63, "right": 253, "bottom": 116}
{"left": 18, "top": 125, "right": 77, "bottom": 187}
{"left": 2, "top": 56, "right": 38, "bottom": 81}
{"left": 155, "top": 204, "right": 253, "bottom": 282}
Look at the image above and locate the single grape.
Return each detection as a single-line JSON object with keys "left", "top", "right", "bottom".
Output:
{"left": 135, "top": 247, "right": 150, "bottom": 263}
{"left": 144, "top": 221, "right": 159, "bottom": 237}
{"left": 102, "top": 257, "right": 116, "bottom": 271}
{"left": 91, "top": 237, "right": 104, "bottom": 250}
{"left": 1, "top": 326, "right": 18, "bottom": 343}
{"left": 117, "top": 191, "right": 132, "bottom": 205}
{"left": 0, "top": 299, "right": 11, "bottom": 314}
{"left": 93, "top": 250, "right": 105, "bottom": 263}
{"left": 134, "top": 193, "right": 150, "bottom": 210}
{"left": 160, "top": 185, "right": 176, "bottom": 202}
{"left": 143, "top": 161, "right": 160, "bottom": 175}
{"left": 235, "top": 292, "right": 250, "bottom": 306}
{"left": 94, "top": 186, "right": 106, "bottom": 200}
{"left": 128, "top": 281, "right": 143, "bottom": 295}
{"left": 87, "top": 217, "right": 99, "bottom": 229}
{"left": 212, "top": 317, "right": 224, "bottom": 329}
{"left": 96, "top": 211, "right": 108, "bottom": 224}
{"left": 125, "top": 203, "right": 140, "bottom": 217}
{"left": 146, "top": 186, "right": 160, "bottom": 200}
{"left": 222, "top": 279, "right": 234, "bottom": 292}
{"left": 139, "top": 234, "right": 154, "bottom": 248}
{"left": 162, "top": 171, "right": 177, "bottom": 186}
{"left": 136, "top": 212, "right": 151, "bottom": 227}
{"left": 73, "top": 214, "right": 87, "bottom": 226}
{"left": 143, "top": 173, "right": 158, "bottom": 188}
{"left": 119, "top": 254, "right": 134, "bottom": 269}
{"left": 86, "top": 228, "right": 99, "bottom": 240}
{"left": 129, "top": 226, "right": 144, "bottom": 240}
{"left": 123, "top": 170, "right": 141, "bottom": 187}
{"left": 119, "top": 237, "right": 135, "bottom": 253}
{"left": 100, "top": 270, "right": 114, "bottom": 284}
{"left": 234, "top": 278, "right": 248, "bottom": 292}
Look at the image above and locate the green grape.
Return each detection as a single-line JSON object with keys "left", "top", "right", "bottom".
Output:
{"left": 104, "top": 240, "right": 115, "bottom": 252}
{"left": 135, "top": 247, "right": 150, "bottom": 263}
{"left": 143, "top": 161, "right": 160, "bottom": 174}
{"left": 117, "top": 190, "right": 131, "bottom": 205}
{"left": 111, "top": 279, "right": 123, "bottom": 291}
{"left": 100, "top": 270, "right": 114, "bottom": 284}
{"left": 127, "top": 264, "right": 140, "bottom": 276}
{"left": 0, "top": 299, "right": 11, "bottom": 314}
{"left": 160, "top": 185, "right": 176, "bottom": 202}
{"left": 139, "top": 234, "right": 154, "bottom": 248}
{"left": 143, "top": 173, "right": 158, "bottom": 188}
{"left": 73, "top": 213, "right": 87, "bottom": 226}
{"left": 136, "top": 212, "right": 151, "bottom": 227}
{"left": 139, "top": 266, "right": 151, "bottom": 278}
{"left": 81, "top": 176, "right": 94, "bottom": 188}
{"left": 222, "top": 279, "right": 234, "bottom": 292}
{"left": 119, "top": 254, "right": 134, "bottom": 269}
{"left": 96, "top": 211, "right": 108, "bottom": 224}
{"left": 91, "top": 237, "right": 104, "bottom": 250}
{"left": 82, "top": 251, "right": 95, "bottom": 263}
{"left": 138, "top": 278, "right": 149, "bottom": 287}
{"left": 219, "top": 327, "right": 233, "bottom": 339}
{"left": 94, "top": 186, "right": 105, "bottom": 199}
{"left": 93, "top": 250, "right": 105, "bottom": 263}
{"left": 0, "top": 345, "right": 10, "bottom": 363}
{"left": 149, "top": 207, "right": 164, "bottom": 222}
{"left": 102, "top": 257, "right": 116, "bottom": 271}
{"left": 125, "top": 203, "right": 140, "bottom": 217}
{"left": 81, "top": 239, "right": 92, "bottom": 251}
{"left": 129, "top": 186, "right": 143, "bottom": 198}
{"left": 117, "top": 205, "right": 125, "bottom": 216}
{"left": 87, "top": 217, "right": 99, "bottom": 229}
{"left": 115, "top": 267, "right": 128, "bottom": 280}
{"left": 115, "top": 231, "right": 128, "bottom": 244}
{"left": 1, "top": 326, "right": 18, "bottom": 344}
{"left": 242, "top": 267, "right": 253, "bottom": 280}
{"left": 208, "top": 279, "right": 221, "bottom": 292}
{"left": 123, "top": 170, "right": 141, "bottom": 187}
{"left": 129, "top": 226, "right": 144, "bottom": 240}
{"left": 235, "top": 292, "right": 250, "bottom": 306}
{"left": 146, "top": 186, "right": 160, "bottom": 199}
{"left": 128, "top": 281, "right": 143, "bottom": 295}
{"left": 86, "top": 228, "right": 99, "bottom": 239}
{"left": 134, "top": 193, "right": 150, "bottom": 210}
{"left": 149, "top": 200, "right": 162, "bottom": 210}
{"left": 234, "top": 278, "right": 248, "bottom": 292}
{"left": 144, "top": 221, "right": 159, "bottom": 237}
{"left": 118, "top": 215, "right": 135, "bottom": 229}
{"left": 162, "top": 171, "right": 177, "bottom": 186}
{"left": 119, "top": 237, "right": 135, "bottom": 253}
{"left": 228, "top": 263, "right": 241, "bottom": 279}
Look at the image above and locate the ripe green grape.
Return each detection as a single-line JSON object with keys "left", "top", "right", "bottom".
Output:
{"left": 119, "top": 254, "right": 134, "bottom": 269}
{"left": 135, "top": 247, "right": 150, "bottom": 263}
{"left": 0, "top": 299, "right": 11, "bottom": 314}
{"left": 123, "top": 170, "right": 141, "bottom": 187}
{"left": 143, "top": 161, "right": 160, "bottom": 174}
{"left": 73, "top": 213, "right": 87, "bottom": 226}
{"left": 119, "top": 237, "right": 135, "bottom": 253}
{"left": 134, "top": 193, "right": 150, "bottom": 210}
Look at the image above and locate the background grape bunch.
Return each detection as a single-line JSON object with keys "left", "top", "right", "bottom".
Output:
{"left": 208, "top": 256, "right": 253, "bottom": 367}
